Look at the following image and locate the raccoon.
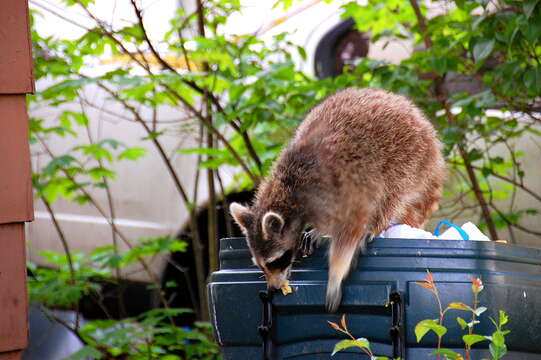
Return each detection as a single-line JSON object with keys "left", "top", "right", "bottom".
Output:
{"left": 230, "top": 88, "right": 446, "bottom": 312}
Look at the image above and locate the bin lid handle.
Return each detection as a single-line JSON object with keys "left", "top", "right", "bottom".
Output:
{"left": 434, "top": 220, "right": 470, "bottom": 240}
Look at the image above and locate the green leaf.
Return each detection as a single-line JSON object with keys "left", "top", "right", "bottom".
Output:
{"left": 332, "top": 339, "right": 359, "bottom": 356}
{"left": 490, "top": 341, "right": 507, "bottom": 360}
{"left": 524, "top": 67, "right": 541, "bottom": 94}
{"left": 415, "top": 320, "right": 432, "bottom": 343}
{"left": 354, "top": 337, "right": 370, "bottom": 350}
{"left": 331, "top": 338, "right": 370, "bottom": 356}
{"left": 457, "top": 317, "right": 468, "bottom": 330}
{"left": 415, "top": 319, "right": 447, "bottom": 342}
{"left": 499, "top": 310, "right": 509, "bottom": 326}
{"left": 492, "top": 330, "right": 505, "bottom": 347}
{"left": 523, "top": 0, "right": 540, "bottom": 17}
{"left": 60, "top": 111, "right": 89, "bottom": 127}
{"left": 161, "top": 355, "right": 181, "bottom": 360}
{"left": 473, "top": 38, "right": 495, "bottom": 61}
{"left": 465, "top": 149, "right": 483, "bottom": 162}
{"left": 63, "top": 345, "right": 103, "bottom": 360}
{"left": 74, "top": 144, "right": 113, "bottom": 162}
{"left": 88, "top": 166, "right": 115, "bottom": 180}
{"left": 117, "top": 147, "right": 147, "bottom": 160}
{"left": 123, "top": 82, "right": 155, "bottom": 101}
{"left": 99, "top": 138, "right": 122, "bottom": 150}
{"left": 474, "top": 306, "right": 487, "bottom": 316}
{"left": 141, "top": 130, "right": 165, "bottom": 141}
{"left": 463, "top": 334, "right": 489, "bottom": 346}
{"left": 43, "top": 155, "right": 77, "bottom": 176}
{"left": 431, "top": 348, "right": 464, "bottom": 359}
{"left": 177, "top": 147, "right": 225, "bottom": 156}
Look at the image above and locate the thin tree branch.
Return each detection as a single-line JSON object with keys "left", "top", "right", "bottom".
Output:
{"left": 91, "top": 80, "right": 207, "bottom": 319}
{"left": 195, "top": 0, "right": 218, "bottom": 276}
{"left": 457, "top": 145, "right": 499, "bottom": 239}
{"left": 40, "top": 198, "right": 75, "bottom": 281}
{"left": 125, "top": 0, "right": 263, "bottom": 175}
{"left": 39, "top": 198, "right": 83, "bottom": 329}
{"left": 409, "top": 0, "right": 499, "bottom": 240}
{"left": 130, "top": 0, "right": 179, "bottom": 74}
{"left": 160, "top": 82, "right": 260, "bottom": 183}
{"left": 451, "top": 161, "right": 541, "bottom": 203}
{"left": 36, "top": 135, "right": 171, "bottom": 315}
{"left": 489, "top": 203, "right": 541, "bottom": 237}
{"left": 216, "top": 169, "right": 234, "bottom": 238}
{"left": 79, "top": 99, "right": 127, "bottom": 318}
{"left": 71, "top": 0, "right": 263, "bottom": 182}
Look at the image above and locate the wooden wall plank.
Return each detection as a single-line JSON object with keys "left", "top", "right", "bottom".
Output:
{"left": 0, "top": 350, "right": 22, "bottom": 360}
{"left": 0, "top": 224, "right": 28, "bottom": 352}
{"left": 0, "top": 0, "right": 33, "bottom": 356}
{"left": 0, "top": 95, "right": 34, "bottom": 224}
{"left": 0, "top": 0, "right": 34, "bottom": 94}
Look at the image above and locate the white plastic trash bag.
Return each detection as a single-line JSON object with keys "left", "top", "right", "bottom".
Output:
{"left": 379, "top": 224, "right": 436, "bottom": 240}
{"left": 437, "top": 221, "right": 490, "bottom": 241}
{"left": 379, "top": 220, "right": 490, "bottom": 241}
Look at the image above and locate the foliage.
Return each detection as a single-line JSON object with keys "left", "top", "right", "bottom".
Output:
{"left": 344, "top": 0, "right": 541, "bottom": 241}
{"left": 28, "top": 0, "right": 540, "bottom": 359}
{"left": 329, "top": 272, "right": 510, "bottom": 360}
{"left": 65, "top": 311, "right": 219, "bottom": 360}
{"left": 414, "top": 271, "right": 510, "bottom": 360}
{"left": 28, "top": 239, "right": 219, "bottom": 359}
{"left": 328, "top": 315, "right": 393, "bottom": 359}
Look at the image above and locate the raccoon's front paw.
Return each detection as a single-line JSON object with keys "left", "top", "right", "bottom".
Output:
{"left": 325, "top": 281, "right": 343, "bottom": 313}
{"left": 299, "top": 230, "right": 318, "bottom": 257}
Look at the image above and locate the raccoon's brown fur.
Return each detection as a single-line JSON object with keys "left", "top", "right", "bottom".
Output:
{"left": 230, "top": 88, "right": 446, "bottom": 312}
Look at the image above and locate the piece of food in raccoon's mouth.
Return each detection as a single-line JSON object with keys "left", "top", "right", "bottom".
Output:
{"left": 280, "top": 280, "right": 293, "bottom": 295}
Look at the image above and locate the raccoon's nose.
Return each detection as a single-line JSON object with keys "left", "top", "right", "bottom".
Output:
{"left": 266, "top": 278, "right": 281, "bottom": 290}
{"left": 266, "top": 282, "right": 279, "bottom": 290}
{"left": 265, "top": 274, "right": 283, "bottom": 290}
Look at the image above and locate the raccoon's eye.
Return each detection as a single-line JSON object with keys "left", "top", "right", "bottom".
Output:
{"left": 266, "top": 250, "right": 293, "bottom": 270}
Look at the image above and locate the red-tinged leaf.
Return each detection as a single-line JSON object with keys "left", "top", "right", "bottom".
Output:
{"left": 426, "top": 270, "right": 434, "bottom": 283}
{"left": 470, "top": 276, "right": 484, "bottom": 294}
{"left": 416, "top": 281, "right": 434, "bottom": 291}
{"left": 328, "top": 321, "right": 340, "bottom": 331}
{"left": 340, "top": 314, "right": 347, "bottom": 331}
{"left": 470, "top": 276, "right": 482, "bottom": 288}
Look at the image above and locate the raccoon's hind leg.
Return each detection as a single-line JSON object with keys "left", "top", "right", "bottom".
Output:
{"left": 369, "top": 194, "right": 407, "bottom": 235}
{"left": 400, "top": 181, "right": 443, "bottom": 228}
{"left": 326, "top": 221, "right": 366, "bottom": 313}
{"left": 359, "top": 232, "right": 375, "bottom": 254}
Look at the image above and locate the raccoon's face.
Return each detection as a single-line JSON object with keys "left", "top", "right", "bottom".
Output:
{"left": 230, "top": 202, "right": 298, "bottom": 289}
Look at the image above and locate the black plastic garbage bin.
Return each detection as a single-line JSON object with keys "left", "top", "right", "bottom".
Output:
{"left": 208, "top": 238, "right": 541, "bottom": 359}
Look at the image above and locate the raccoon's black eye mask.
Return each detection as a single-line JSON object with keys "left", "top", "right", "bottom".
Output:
{"left": 266, "top": 249, "right": 293, "bottom": 270}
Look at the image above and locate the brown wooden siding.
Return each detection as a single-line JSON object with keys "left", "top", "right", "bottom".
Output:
{"left": 0, "top": 0, "right": 35, "bottom": 358}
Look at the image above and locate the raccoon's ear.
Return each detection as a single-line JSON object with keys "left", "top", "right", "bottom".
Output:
{"left": 262, "top": 211, "right": 284, "bottom": 238}
{"left": 230, "top": 203, "right": 254, "bottom": 232}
